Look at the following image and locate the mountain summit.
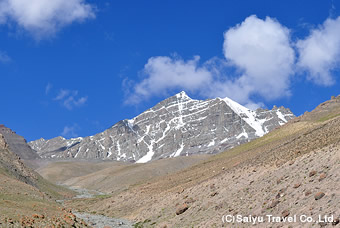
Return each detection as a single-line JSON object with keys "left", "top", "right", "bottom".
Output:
{"left": 29, "top": 92, "right": 295, "bottom": 162}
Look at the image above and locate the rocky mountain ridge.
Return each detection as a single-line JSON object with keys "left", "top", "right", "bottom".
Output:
{"left": 0, "top": 133, "right": 38, "bottom": 186}
{"left": 29, "top": 92, "right": 295, "bottom": 163}
{"left": 0, "top": 125, "right": 40, "bottom": 160}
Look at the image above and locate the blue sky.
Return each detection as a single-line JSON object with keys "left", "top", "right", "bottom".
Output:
{"left": 0, "top": 0, "right": 339, "bottom": 141}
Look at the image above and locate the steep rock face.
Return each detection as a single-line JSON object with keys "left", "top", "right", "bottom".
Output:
{"left": 0, "top": 134, "right": 38, "bottom": 185}
{"left": 0, "top": 125, "right": 40, "bottom": 160}
{"left": 29, "top": 92, "right": 295, "bottom": 163}
{"left": 0, "top": 134, "right": 8, "bottom": 149}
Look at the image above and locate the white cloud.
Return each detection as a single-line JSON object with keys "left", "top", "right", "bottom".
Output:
{"left": 55, "top": 89, "right": 70, "bottom": 100}
{"left": 63, "top": 95, "right": 87, "bottom": 110}
{"left": 55, "top": 89, "right": 87, "bottom": 110}
{"left": 206, "top": 76, "right": 266, "bottom": 109}
{"left": 126, "top": 15, "right": 295, "bottom": 109}
{"left": 0, "top": 0, "right": 95, "bottom": 38}
{"left": 61, "top": 124, "right": 78, "bottom": 138}
{"left": 223, "top": 15, "right": 295, "bottom": 101}
{"left": 125, "top": 55, "right": 213, "bottom": 105}
{"left": 297, "top": 16, "right": 340, "bottom": 86}
{"left": 125, "top": 15, "right": 340, "bottom": 108}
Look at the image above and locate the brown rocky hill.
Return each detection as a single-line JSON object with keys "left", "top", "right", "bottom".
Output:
{"left": 0, "top": 134, "right": 88, "bottom": 227}
{"left": 0, "top": 132, "right": 70, "bottom": 196}
{"left": 63, "top": 95, "right": 340, "bottom": 227}
{"left": 0, "top": 124, "right": 40, "bottom": 160}
{"left": 0, "top": 134, "right": 38, "bottom": 186}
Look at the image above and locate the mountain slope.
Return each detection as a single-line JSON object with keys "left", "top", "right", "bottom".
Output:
{"left": 64, "top": 95, "right": 340, "bottom": 227}
{"left": 0, "top": 124, "right": 40, "bottom": 160}
{"left": 0, "top": 133, "right": 90, "bottom": 226}
{"left": 30, "top": 91, "right": 295, "bottom": 163}
{"left": 0, "top": 133, "right": 74, "bottom": 200}
{"left": 0, "top": 134, "right": 38, "bottom": 186}
{"left": 38, "top": 155, "right": 209, "bottom": 195}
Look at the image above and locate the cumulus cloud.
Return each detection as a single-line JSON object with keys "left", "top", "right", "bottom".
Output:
{"left": 125, "top": 55, "right": 213, "bottom": 104}
{"left": 223, "top": 15, "right": 295, "bottom": 101}
{"left": 125, "top": 15, "right": 340, "bottom": 109}
{"left": 296, "top": 16, "right": 340, "bottom": 86}
{"left": 61, "top": 124, "right": 78, "bottom": 138}
{"left": 54, "top": 89, "right": 87, "bottom": 110}
{"left": 0, "top": 0, "right": 95, "bottom": 38}
{"left": 126, "top": 15, "right": 294, "bottom": 108}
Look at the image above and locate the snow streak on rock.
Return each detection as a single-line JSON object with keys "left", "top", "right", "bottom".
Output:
{"left": 29, "top": 92, "right": 295, "bottom": 163}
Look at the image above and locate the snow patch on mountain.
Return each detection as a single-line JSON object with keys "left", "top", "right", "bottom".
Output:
{"left": 222, "top": 97, "right": 266, "bottom": 136}
{"left": 29, "top": 91, "right": 295, "bottom": 163}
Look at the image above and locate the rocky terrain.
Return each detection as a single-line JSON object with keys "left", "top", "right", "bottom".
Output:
{"left": 0, "top": 124, "right": 40, "bottom": 160}
{"left": 59, "top": 95, "right": 340, "bottom": 227}
{"left": 0, "top": 133, "right": 38, "bottom": 187}
{"left": 0, "top": 133, "right": 90, "bottom": 227}
{"left": 74, "top": 212, "right": 133, "bottom": 228}
{"left": 29, "top": 91, "right": 295, "bottom": 163}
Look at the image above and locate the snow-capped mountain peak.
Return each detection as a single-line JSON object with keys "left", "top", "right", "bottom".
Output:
{"left": 29, "top": 92, "right": 295, "bottom": 163}
{"left": 176, "top": 91, "right": 191, "bottom": 100}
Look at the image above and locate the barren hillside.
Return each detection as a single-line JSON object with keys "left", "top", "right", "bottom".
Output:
{"left": 63, "top": 95, "right": 340, "bottom": 227}
{"left": 0, "top": 134, "right": 89, "bottom": 227}
{"left": 38, "top": 155, "right": 210, "bottom": 194}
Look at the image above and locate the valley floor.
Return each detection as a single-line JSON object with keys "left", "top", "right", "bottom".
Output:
{"left": 59, "top": 105, "right": 340, "bottom": 227}
{"left": 64, "top": 143, "right": 339, "bottom": 228}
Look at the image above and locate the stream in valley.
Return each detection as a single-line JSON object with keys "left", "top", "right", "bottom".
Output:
{"left": 58, "top": 187, "right": 134, "bottom": 228}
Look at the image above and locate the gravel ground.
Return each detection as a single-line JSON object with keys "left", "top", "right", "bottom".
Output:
{"left": 60, "top": 187, "right": 134, "bottom": 227}
{"left": 70, "top": 187, "right": 106, "bottom": 199}
{"left": 74, "top": 212, "right": 133, "bottom": 228}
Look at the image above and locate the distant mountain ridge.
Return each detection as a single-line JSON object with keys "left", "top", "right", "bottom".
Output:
{"left": 29, "top": 92, "right": 295, "bottom": 163}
